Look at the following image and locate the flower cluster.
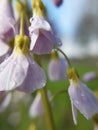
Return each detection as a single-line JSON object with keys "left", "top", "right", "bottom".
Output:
{"left": 0, "top": 0, "right": 98, "bottom": 129}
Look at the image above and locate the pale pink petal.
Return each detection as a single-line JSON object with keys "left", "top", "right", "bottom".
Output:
{"left": 0, "top": 39, "right": 10, "bottom": 57}
{"left": 18, "top": 56, "right": 46, "bottom": 93}
{"left": 41, "top": 30, "right": 62, "bottom": 46}
{"left": 0, "top": 0, "right": 15, "bottom": 40}
{"left": 0, "top": 53, "right": 29, "bottom": 91}
{"left": 32, "top": 32, "right": 54, "bottom": 54}
{"left": 29, "top": 93, "right": 43, "bottom": 118}
{"left": 0, "top": 0, "right": 14, "bottom": 18}
{"left": 83, "top": 72, "right": 97, "bottom": 82}
{"left": 68, "top": 81, "right": 98, "bottom": 122}
{"left": 29, "top": 91, "right": 51, "bottom": 118}
{"left": 48, "top": 59, "right": 68, "bottom": 81}
{"left": 29, "top": 16, "right": 62, "bottom": 54}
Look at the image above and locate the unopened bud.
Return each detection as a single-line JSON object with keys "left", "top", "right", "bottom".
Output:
{"left": 52, "top": 0, "right": 63, "bottom": 7}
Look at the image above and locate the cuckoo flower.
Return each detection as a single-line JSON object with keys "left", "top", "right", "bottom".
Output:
{"left": 83, "top": 71, "right": 97, "bottom": 82}
{"left": 29, "top": 93, "right": 43, "bottom": 118}
{"left": 0, "top": 35, "right": 46, "bottom": 93}
{"left": 29, "top": 91, "right": 51, "bottom": 118}
{"left": 67, "top": 68, "right": 98, "bottom": 125}
{"left": 48, "top": 51, "right": 68, "bottom": 81}
{"left": 29, "top": 16, "right": 62, "bottom": 54}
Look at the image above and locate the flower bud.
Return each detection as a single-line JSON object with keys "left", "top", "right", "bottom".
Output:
{"left": 52, "top": 0, "right": 63, "bottom": 7}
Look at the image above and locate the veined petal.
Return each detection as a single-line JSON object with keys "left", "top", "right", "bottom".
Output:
{"left": 0, "top": 53, "right": 29, "bottom": 91}
{"left": 29, "top": 16, "right": 62, "bottom": 54}
{"left": 41, "top": 30, "right": 62, "bottom": 47}
{"left": 18, "top": 56, "right": 46, "bottom": 93}
{"left": 32, "top": 32, "right": 54, "bottom": 54}
{"left": 68, "top": 81, "right": 98, "bottom": 121}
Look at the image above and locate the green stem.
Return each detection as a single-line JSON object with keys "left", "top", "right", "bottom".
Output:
{"left": 39, "top": 88, "right": 55, "bottom": 130}
{"left": 56, "top": 48, "right": 72, "bottom": 68}
{"left": 50, "top": 89, "right": 67, "bottom": 102}
{"left": 34, "top": 54, "right": 55, "bottom": 130}
{"left": 20, "top": 12, "right": 24, "bottom": 36}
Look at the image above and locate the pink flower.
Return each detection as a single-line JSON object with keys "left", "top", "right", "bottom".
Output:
{"left": 0, "top": 36, "right": 46, "bottom": 93}
{"left": 48, "top": 58, "right": 68, "bottom": 81}
{"left": 29, "top": 16, "right": 62, "bottom": 54}
{"left": 29, "top": 93, "right": 43, "bottom": 118}
{"left": 0, "top": 52, "right": 46, "bottom": 93}
{"left": 83, "top": 71, "right": 97, "bottom": 82}
{"left": 68, "top": 81, "right": 98, "bottom": 125}
{"left": 29, "top": 91, "right": 51, "bottom": 118}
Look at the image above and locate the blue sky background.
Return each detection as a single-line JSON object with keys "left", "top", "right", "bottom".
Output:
{"left": 28, "top": 0, "right": 89, "bottom": 38}
{"left": 45, "top": 0, "right": 90, "bottom": 37}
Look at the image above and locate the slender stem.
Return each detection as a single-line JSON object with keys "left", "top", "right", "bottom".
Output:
{"left": 20, "top": 12, "right": 24, "bottom": 36}
{"left": 39, "top": 88, "right": 55, "bottom": 130}
{"left": 34, "top": 54, "right": 55, "bottom": 130}
{"left": 56, "top": 48, "right": 72, "bottom": 68}
{"left": 50, "top": 89, "right": 67, "bottom": 102}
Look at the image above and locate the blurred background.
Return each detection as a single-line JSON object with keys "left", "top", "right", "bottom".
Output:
{"left": 42, "top": 0, "right": 98, "bottom": 58}
{"left": 0, "top": 0, "right": 98, "bottom": 130}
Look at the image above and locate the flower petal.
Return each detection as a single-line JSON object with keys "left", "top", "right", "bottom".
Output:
{"left": 0, "top": 53, "right": 29, "bottom": 91}
{"left": 41, "top": 30, "right": 62, "bottom": 46}
{"left": 0, "top": 0, "right": 15, "bottom": 39}
{"left": 17, "top": 56, "right": 46, "bottom": 93}
{"left": 83, "top": 71, "right": 97, "bottom": 82}
{"left": 48, "top": 59, "right": 68, "bottom": 81}
{"left": 0, "top": 39, "right": 10, "bottom": 57}
{"left": 32, "top": 32, "right": 54, "bottom": 54}
{"left": 68, "top": 81, "right": 98, "bottom": 120}
{"left": 29, "top": 93, "right": 43, "bottom": 118}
